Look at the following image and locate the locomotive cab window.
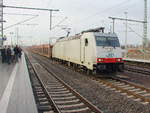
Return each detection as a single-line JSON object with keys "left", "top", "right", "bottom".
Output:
{"left": 85, "top": 38, "right": 88, "bottom": 46}
{"left": 95, "top": 36, "right": 120, "bottom": 47}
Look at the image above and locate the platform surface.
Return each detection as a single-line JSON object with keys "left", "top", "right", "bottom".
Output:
{"left": 124, "top": 58, "right": 150, "bottom": 63}
{"left": 0, "top": 53, "right": 38, "bottom": 113}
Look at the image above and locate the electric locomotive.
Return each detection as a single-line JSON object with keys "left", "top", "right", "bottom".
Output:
{"left": 52, "top": 27, "right": 124, "bottom": 74}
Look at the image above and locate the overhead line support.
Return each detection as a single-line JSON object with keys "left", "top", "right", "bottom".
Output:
{"left": 2, "top": 5, "right": 59, "bottom": 11}
{"left": 109, "top": 17, "right": 146, "bottom": 23}
{"left": 2, "top": 5, "right": 59, "bottom": 31}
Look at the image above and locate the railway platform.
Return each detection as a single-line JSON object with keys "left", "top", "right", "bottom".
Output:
{"left": 124, "top": 58, "right": 150, "bottom": 64}
{"left": 0, "top": 53, "right": 38, "bottom": 113}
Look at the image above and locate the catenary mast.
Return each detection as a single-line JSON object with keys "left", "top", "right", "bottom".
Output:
{"left": 143, "top": 0, "right": 147, "bottom": 47}
{"left": 0, "top": 0, "right": 3, "bottom": 46}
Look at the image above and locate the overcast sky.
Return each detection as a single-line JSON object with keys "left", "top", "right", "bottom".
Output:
{"left": 3, "top": 0, "right": 150, "bottom": 46}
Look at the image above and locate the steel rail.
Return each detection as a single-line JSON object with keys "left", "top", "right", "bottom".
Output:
{"left": 31, "top": 51, "right": 150, "bottom": 105}
{"left": 125, "top": 64, "right": 150, "bottom": 75}
{"left": 31, "top": 53, "right": 103, "bottom": 113}
{"left": 96, "top": 77, "right": 150, "bottom": 103}
{"left": 40, "top": 62, "right": 103, "bottom": 113}
{"left": 25, "top": 54, "right": 62, "bottom": 113}
{"left": 112, "top": 77, "right": 150, "bottom": 92}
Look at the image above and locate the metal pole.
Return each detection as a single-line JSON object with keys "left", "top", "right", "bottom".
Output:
{"left": 2, "top": 1, "right": 3, "bottom": 45}
{"left": 0, "top": 0, "right": 3, "bottom": 45}
{"left": 143, "top": 0, "right": 147, "bottom": 47}
{"left": 11, "top": 36, "right": 12, "bottom": 45}
{"left": 50, "top": 11, "right": 52, "bottom": 30}
{"left": 112, "top": 18, "right": 115, "bottom": 33}
{"left": 16, "top": 27, "right": 18, "bottom": 45}
{"left": 10, "top": 32, "right": 12, "bottom": 46}
{"left": 143, "top": 0, "right": 147, "bottom": 59}
{"left": 124, "top": 12, "right": 128, "bottom": 58}
{"left": 10, "top": 32, "right": 13, "bottom": 46}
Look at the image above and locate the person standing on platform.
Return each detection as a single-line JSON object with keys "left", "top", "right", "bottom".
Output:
{"left": 1, "top": 46, "right": 7, "bottom": 63}
{"left": 18, "top": 46, "right": 22, "bottom": 59}
{"left": 11, "top": 46, "right": 15, "bottom": 63}
{"left": 14, "top": 45, "right": 19, "bottom": 63}
{"left": 6, "top": 46, "right": 12, "bottom": 64}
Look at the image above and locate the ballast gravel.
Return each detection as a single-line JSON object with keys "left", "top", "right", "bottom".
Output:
{"left": 32, "top": 53, "right": 150, "bottom": 113}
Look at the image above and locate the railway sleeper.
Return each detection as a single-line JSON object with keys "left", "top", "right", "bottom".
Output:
{"left": 47, "top": 85, "right": 64, "bottom": 88}
{"left": 142, "top": 93, "right": 150, "bottom": 97}
{"left": 117, "top": 85, "right": 130, "bottom": 88}
{"left": 47, "top": 86, "right": 65, "bottom": 89}
{"left": 129, "top": 88, "right": 141, "bottom": 92}
{"left": 50, "top": 93, "right": 73, "bottom": 97}
{"left": 58, "top": 103, "right": 85, "bottom": 109}
{"left": 61, "top": 107, "right": 90, "bottom": 113}
{"left": 38, "top": 105, "right": 53, "bottom": 111}
{"left": 112, "top": 82, "right": 126, "bottom": 86}
{"left": 47, "top": 88, "right": 67, "bottom": 92}
{"left": 49, "top": 90, "right": 70, "bottom": 94}
{"left": 52, "top": 96, "right": 76, "bottom": 100}
{"left": 134, "top": 98, "right": 141, "bottom": 102}
{"left": 123, "top": 86, "right": 135, "bottom": 90}
{"left": 99, "top": 80, "right": 150, "bottom": 103}
{"left": 55, "top": 99, "right": 80, "bottom": 104}
{"left": 134, "top": 90, "right": 147, "bottom": 94}
{"left": 38, "top": 97, "right": 48, "bottom": 101}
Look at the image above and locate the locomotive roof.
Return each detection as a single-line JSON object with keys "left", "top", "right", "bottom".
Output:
{"left": 57, "top": 32, "right": 118, "bottom": 42}
{"left": 57, "top": 27, "right": 105, "bottom": 42}
{"left": 82, "top": 27, "right": 104, "bottom": 33}
{"left": 57, "top": 34, "right": 82, "bottom": 42}
{"left": 94, "top": 32, "right": 118, "bottom": 37}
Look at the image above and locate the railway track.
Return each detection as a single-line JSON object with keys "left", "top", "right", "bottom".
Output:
{"left": 125, "top": 63, "right": 150, "bottom": 75}
{"left": 31, "top": 53, "right": 150, "bottom": 106}
{"left": 26, "top": 55, "right": 60, "bottom": 113}
{"left": 92, "top": 76, "right": 150, "bottom": 105}
{"left": 26, "top": 54, "right": 103, "bottom": 113}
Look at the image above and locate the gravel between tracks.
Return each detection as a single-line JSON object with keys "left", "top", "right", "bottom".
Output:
{"left": 32, "top": 53, "right": 150, "bottom": 113}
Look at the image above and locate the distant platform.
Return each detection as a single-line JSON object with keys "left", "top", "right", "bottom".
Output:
{"left": 0, "top": 53, "right": 38, "bottom": 113}
{"left": 124, "top": 58, "right": 150, "bottom": 64}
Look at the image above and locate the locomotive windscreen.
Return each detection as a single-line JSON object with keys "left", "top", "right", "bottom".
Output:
{"left": 95, "top": 36, "right": 120, "bottom": 47}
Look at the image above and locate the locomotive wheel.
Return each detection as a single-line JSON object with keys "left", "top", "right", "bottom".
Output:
{"left": 92, "top": 69, "right": 97, "bottom": 75}
{"left": 67, "top": 62, "right": 71, "bottom": 67}
{"left": 118, "top": 64, "right": 124, "bottom": 72}
{"left": 112, "top": 66, "right": 117, "bottom": 73}
{"left": 86, "top": 69, "right": 91, "bottom": 75}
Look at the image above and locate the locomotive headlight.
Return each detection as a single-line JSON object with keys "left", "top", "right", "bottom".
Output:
{"left": 98, "top": 58, "right": 103, "bottom": 62}
{"left": 98, "top": 59, "right": 102, "bottom": 62}
{"left": 117, "top": 58, "right": 121, "bottom": 62}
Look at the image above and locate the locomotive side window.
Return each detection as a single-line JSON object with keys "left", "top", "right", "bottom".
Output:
{"left": 85, "top": 38, "right": 88, "bottom": 46}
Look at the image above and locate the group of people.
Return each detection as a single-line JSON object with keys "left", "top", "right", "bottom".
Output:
{"left": 0, "top": 45, "right": 22, "bottom": 64}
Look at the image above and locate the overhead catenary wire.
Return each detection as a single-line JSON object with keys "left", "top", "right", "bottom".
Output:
{"left": 46, "top": 0, "right": 53, "bottom": 8}
{"left": 3, "top": 5, "right": 59, "bottom": 31}
{"left": 4, "top": 15, "right": 39, "bottom": 30}
{"left": 74, "top": 0, "right": 131, "bottom": 25}
{"left": 126, "top": 24, "right": 143, "bottom": 38}
{"left": 51, "top": 17, "right": 68, "bottom": 30}
{"left": 4, "top": 13, "right": 38, "bottom": 16}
